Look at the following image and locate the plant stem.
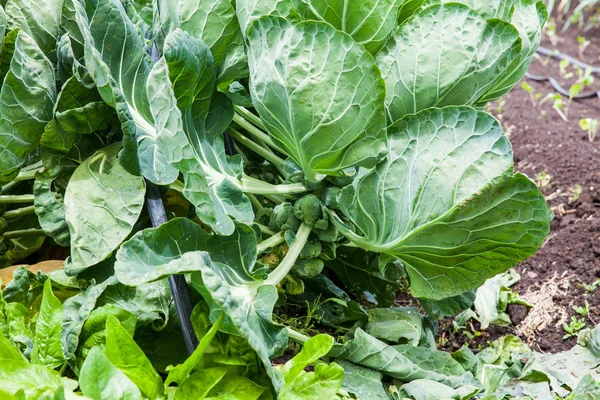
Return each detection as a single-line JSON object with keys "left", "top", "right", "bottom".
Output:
{"left": 2, "top": 205, "right": 36, "bottom": 220}
{"left": 0, "top": 195, "right": 35, "bottom": 204}
{"left": 1, "top": 181, "right": 20, "bottom": 195}
{"left": 4, "top": 228, "right": 46, "bottom": 239}
{"left": 265, "top": 223, "right": 312, "bottom": 286}
{"left": 240, "top": 175, "right": 310, "bottom": 196}
{"left": 235, "top": 106, "right": 265, "bottom": 130}
{"left": 255, "top": 223, "right": 275, "bottom": 236}
{"left": 232, "top": 113, "right": 278, "bottom": 150}
{"left": 257, "top": 232, "right": 285, "bottom": 253}
{"left": 228, "top": 127, "right": 285, "bottom": 171}
{"left": 287, "top": 327, "right": 310, "bottom": 344}
{"left": 169, "top": 180, "right": 185, "bottom": 193}
{"left": 247, "top": 193, "right": 264, "bottom": 211}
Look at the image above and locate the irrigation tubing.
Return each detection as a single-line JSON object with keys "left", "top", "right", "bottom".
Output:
{"left": 145, "top": 182, "right": 199, "bottom": 354}
{"left": 146, "top": 43, "right": 198, "bottom": 355}
{"left": 525, "top": 46, "right": 600, "bottom": 100}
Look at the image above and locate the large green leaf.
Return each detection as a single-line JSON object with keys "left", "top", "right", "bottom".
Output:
{"left": 157, "top": 29, "right": 254, "bottom": 235}
{"left": 476, "top": 0, "right": 547, "bottom": 104}
{"left": 0, "top": 30, "right": 56, "bottom": 185}
{"left": 293, "top": 0, "right": 403, "bottom": 54}
{"left": 33, "top": 167, "right": 72, "bottom": 247}
{"left": 61, "top": 276, "right": 118, "bottom": 372}
{"left": 332, "top": 107, "right": 550, "bottom": 299}
{"left": 329, "top": 328, "right": 477, "bottom": 388}
{"left": 375, "top": 3, "right": 522, "bottom": 122}
{"left": 337, "top": 361, "right": 389, "bottom": 400}
{"left": 246, "top": 16, "right": 387, "bottom": 182}
{"left": 5, "top": 0, "right": 62, "bottom": 58}
{"left": 73, "top": 0, "right": 179, "bottom": 183}
{"left": 114, "top": 218, "right": 212, "bottom": 286}
{"left": 64, "top": 144, "right": 145, "bottom": 274}
{"left": 156, "top": 0, "right": 248, "bottom": 82}
{"left": 79, "top": 346, "right": 143, "bottom": 400}
{"left": 236, "top": 0, "right": 299, "bottom": 34}
{"left": 279, "top": 334, "right": 344, "bottom": 399}
{"left": 105, "top": 317, "right": 163, "bottom": 400}
{"left": 30, "top": 280, "right": 65, "bottom": 369}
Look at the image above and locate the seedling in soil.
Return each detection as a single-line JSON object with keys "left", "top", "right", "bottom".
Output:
{"left": 563, "top": 316, "right": 586, "bottom": 339}
{"left": 568, "top": 184, "right": 582, "bottom": 204}
{"left": 535, "top": 171, "right": 552, "bottom": 188}
{"left": 573, "top": 300, "right": 591, "bottom": 318}
{"left": 544, "top": 19, "right": 558, "bottom": 46}
{"left": 579, "top": 118, "right": 599, "bottom": 142}
{"left": 581, "top": 279, "right": 600, "bottom": 295}
{"left": 577, "top": 36, "right": 590, "bottom": 56}
{"left": 540, "top": 93, "right": 568, "bottom": 122}
{"left": 521, "top": 82, "right": 542, "bottom": 106}
{"left": 559, "top": 59, "right": 573, "bottom": 79}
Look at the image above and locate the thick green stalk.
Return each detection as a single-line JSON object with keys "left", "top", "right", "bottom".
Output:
{"left": 232, "top": 113, "right": 278, "bottom": 149}
{"left": 255, "top": 223, "right": 275, "bottom": 236}
{"left": 4, "top": 228, "right": 46, "bottom": 239}
{"left": 240, "top": 175, "right": 310, "bottom": 196}
{"left": 2, "top": 205, "right": 36, "bottom": 220}
{"left": 0, "top": 195, "right": 35, "bottom": 204}
{"left": 265, "top": 223, "right": 312, "bottom": 286}
{"left": 234, "top": 106, "right": 265, "bottom": 130}
{"left": 257, "top": 232, "right": 285, "bottom": 253}
{"left": 287, "top": 327, "right": 310, "bottom": 344}
{"left": 228, "top": 127, "right": 285, "bottom": 171}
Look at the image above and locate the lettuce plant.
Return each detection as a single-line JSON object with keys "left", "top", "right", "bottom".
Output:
{"left": 0, "top": 0, "right": 553, "bottom": 397}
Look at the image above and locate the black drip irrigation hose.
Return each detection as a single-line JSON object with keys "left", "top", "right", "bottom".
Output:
{"left": 146, "top": 43, "right": 198, "bottom": 355}
{"left": 525, "top": 46, "right": 600, "bottom": 99}
{"left": 145, "top": 182, "right": 199, "bottom": 354}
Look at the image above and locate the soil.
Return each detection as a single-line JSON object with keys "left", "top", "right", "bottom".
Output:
{"left": 434, "top": 13, "right": 600, "bottom": 353}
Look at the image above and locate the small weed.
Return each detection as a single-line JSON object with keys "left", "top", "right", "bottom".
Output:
{"left": 581, "top": 279, "right": 600, "bottom": 295}
{"left": 535, "top": 171, "right": 551, "bottom": 188}
{"left": 573, "top": 300, "right": 590, "bottom": 318}
{"left": 568, "top": 184, "right": 582, "bottom": 204}
{"left": 563, "top": 316, "right": 586, "bottom": 339}
{"left": 577, "top": 36, "right": 590, "bottom": 57}
{"left": 540, "top": 93, "right": 567, "bottom": 122}
{"left": 579, "top": 118, "right": 599, "bottom": 142}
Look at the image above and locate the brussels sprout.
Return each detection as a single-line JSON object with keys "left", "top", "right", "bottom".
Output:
{"left": 300, "top": 239, "right": 322, "bottom": 259}
{"left": 270, "top": 202, "right": 301, "bottom": 232}
{"left": 293, "top": 258, "right": 324, "bottom": 279}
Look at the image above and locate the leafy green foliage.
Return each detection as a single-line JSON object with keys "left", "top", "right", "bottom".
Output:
{"left": 0, "top": 0, "right": 560, "bottom": 398}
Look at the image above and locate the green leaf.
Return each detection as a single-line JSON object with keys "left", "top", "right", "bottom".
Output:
{"left": 73, "top": 0, "right": 180, "bottom": 183}
{"left": 61, "top": 276, "right": 118, "bottom": 372}
{"left": 33, "top": 166, "right": 72, "bottom": 247}
{"left": 375, "top": 4, "right": 521, "bottom": 122}
{"left": 31, "top": 280, "right": 65, "bottom": 369}
{"left": 476, "top": 0, "right": 548, "bottom": 104}
{"left": 77, "top": 304, "right": 137, "bottom": 366}
{"left": 158, "top": 29, "right": 254, "bottom": 235}
{"left": 173, "top": 367, "right": 227, "bottom": 399}
{"left": 337, "top": 361, "right": 389, "bottom": 400}
{"left": 419, "top": 291, "right": 476, "bottom": 320}
{"left": 79, "top": 346, "right": 143, "bottom": 400}
{"left": 236, "top": 0, "right": 299, "bottom": 34}
{"left": 0, "top": 30, "right": 56, "bottom": 184}
{"left": 156, "top": 0, "right": 248, "bottom": 82}
{"left": 398, "top": 379, "right": 460, "bottom": 400}
{"left": 366, "top": 307, "right": 429, "bottom": 345}
{"left": 332, "top": 107, "right": 550, "bottom": 299}
{"left": 5, "top": 0, "right": 62, "bottom": 58}
{"left": 64, "top": 144, "right": 146, "bottom": 274}
{"left": 246, "top": 16, "right": 387, "bottom": 182}
{"left": 329, "top": 248, "right": 402, "bottom": 307}
{"left": 166, "top": 313, "right": 224, "bottom": 386}
{"left": 330, "top": 328, "right": 477, "bottom": 388}
{"left": 0, "top": 331, "right": 28, "bottom": 365}
{"left": 115, "top": 218, "right": 212, "bottom": 286}
{"left": 280, "top": 334, "right": 343, "bottom": 399}
{"left": 205, "top": 375, "right": 266, "bottom": 399}
{"left": 293, "top": 0, "right": 404, "bottom": 54}
{"left": 105, "top": 316, "right": 163, "bottom": 400}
